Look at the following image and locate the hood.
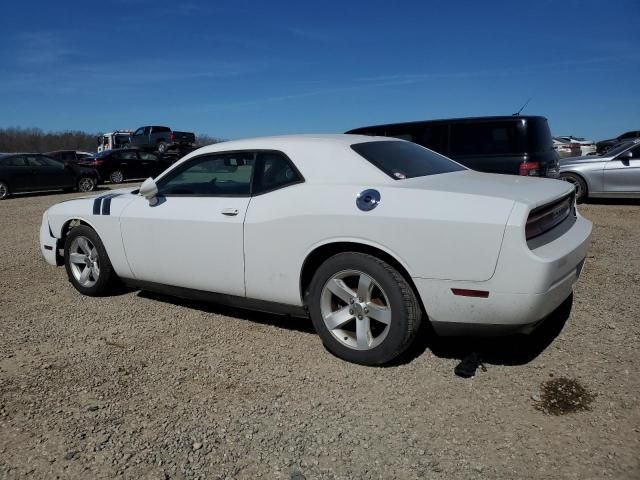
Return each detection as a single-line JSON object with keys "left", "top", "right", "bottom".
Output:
{"left": 396, "top": 170, "right": 572, "bottom": 208}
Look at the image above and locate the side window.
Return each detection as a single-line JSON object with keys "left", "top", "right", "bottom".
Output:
{"left": 619, "top": 132, "right": 636, "bottom": 140}
{"left": 133, "top": 128, "right": 144, "bottom": 136}
{"left": 29, "top": 155, "right": 63, "bottom": 168}
{"left": 138, "top": 152, "right": 159, "bottom": 161}
{"left": 450, "top": 122, "right": 523, "bottom": 156}
{"left": 253, "top": 152, "right": 302, "bottom": 194}
{"left": 117, "top": 151, "right": 137, "bottom": 161}
{"left": 157, "top": 152, "right": 255, "bottom": 196}
{"left": 416, "top": 125, "right": 448, "bottom": 154}
{"left": 143, "top": 127, "right": 151, "bottom": 135}
{"left": 4, "top": 156, "right": 27, "bottom": 167}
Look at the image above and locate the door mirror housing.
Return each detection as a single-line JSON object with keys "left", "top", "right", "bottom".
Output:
{"left": 139, "top": 177, "right": 158, "bottom": 204}
{"left": 616, "top": 150, "right": 633, "bottom": 161}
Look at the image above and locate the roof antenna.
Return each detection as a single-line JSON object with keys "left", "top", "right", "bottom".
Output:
{"left": 512, "top": 97, "right": 531, "bottom": 116}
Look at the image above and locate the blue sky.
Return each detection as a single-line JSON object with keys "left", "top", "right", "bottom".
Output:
{"left": 0, "top": 0, "right": 638, "bottom": 141}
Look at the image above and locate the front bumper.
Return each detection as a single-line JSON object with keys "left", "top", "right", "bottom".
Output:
{"left": 39, "top": 212, "right": 60, "bottom": 266}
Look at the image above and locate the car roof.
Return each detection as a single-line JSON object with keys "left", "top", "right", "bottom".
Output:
{"left": 168, "top": 134, "right": 404, "bottom": 184}
{"left": 345, "top": 115, "right": 548, "bottom": 133}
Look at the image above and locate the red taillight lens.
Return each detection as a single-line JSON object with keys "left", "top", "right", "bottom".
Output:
{"left": 519, "top": 161, "right": 540, "bottom": 176}
{"left": 169, "top": 132, "right": 174, "bottom": 141}
{"left": 526, "top": 194, "right": 574, "bottom": 240}
{"left": 92, "top": 159, "right": 103, "bottom": 166}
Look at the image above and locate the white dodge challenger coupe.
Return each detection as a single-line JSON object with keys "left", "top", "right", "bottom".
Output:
{"left": 40, "top": 135, "right": 592, "bottom": 365}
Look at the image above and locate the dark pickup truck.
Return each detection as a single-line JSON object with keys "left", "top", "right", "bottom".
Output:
{"left": 130, "top": 126, "right": 196, "bottom": 154}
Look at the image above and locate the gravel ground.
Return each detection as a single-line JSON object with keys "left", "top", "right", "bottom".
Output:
{"left": 1, "top": 185, "right": 639, "bottom": 479}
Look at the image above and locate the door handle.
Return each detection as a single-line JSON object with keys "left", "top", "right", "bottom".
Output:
{"left": 221, "top": 208, "right": 239, "bottom": 216}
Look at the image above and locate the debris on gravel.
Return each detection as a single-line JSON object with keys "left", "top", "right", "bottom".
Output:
{"left": 1, "top": 188, "right": 639, "bottom": 479}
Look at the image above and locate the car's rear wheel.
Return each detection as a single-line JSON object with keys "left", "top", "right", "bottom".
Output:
{"left": 0, "top": 181, "right": 9, "bottom": 200}
{"left": 64, "top": 225, "right": 118, "bottom": 296}
{"left": 109, "top": 170, "right": 124, "bottom": 184}
{"left": 308, "top": 252, "right": 422, "bottom": 365}
{"left": 77, "top": 176, "right": 96, "bottom": 192}
{"left": 157, "top": 142, "right": 167, "bottom": 154}
{"left": 560, "top": 173, "right": 587, "bottom": 203}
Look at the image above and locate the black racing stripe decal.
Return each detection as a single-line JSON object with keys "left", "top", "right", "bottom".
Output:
{"left": 101, "top": 193, "right": 123, "bottom": 216}
{"left": 93, "top": 197, "right": 103, "bottom": 214}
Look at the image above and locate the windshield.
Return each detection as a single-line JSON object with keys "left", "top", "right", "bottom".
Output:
{"left": 351, "top": 140, "right": 465, "bottom": 180}
{"left": 603, "top": 141, "right": 634, "bottom": 157}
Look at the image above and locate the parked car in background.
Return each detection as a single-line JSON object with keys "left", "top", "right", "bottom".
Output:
{"left": 555, "top": 136, "right": 597, "bottom": 156}
{"left": 40, "top": 135, "right": 591, "bottom": 365}
{"left": 553, "top": 137, "right": 582, "bottom": 158}
{"left": 346, "top": 116, "right": 560, "bottom": 177}
{"left": 45, "top": 150, "right": 94, "bottom": 165}
{"left": 77, "top": 149, "right": 173, "bottom": 184}
{"left": 97, "top": 130, "right": 133, "bottom": 153}
{"left": 129, "top": 126, "right": 196, "bottom": 154}
{"left": 596, "top": 130, "right": 640, "bottom": 154}
{"left": 0, "top": 153, "right": 98, "bottom": 200}
{"left": 559, "top": 139, "right": 640, "bottom": 202}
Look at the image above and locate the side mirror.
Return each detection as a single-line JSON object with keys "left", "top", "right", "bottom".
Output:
{"left": 616, "top": 151, "right": 633, "bottom": 161}
{"left": 139, "top": 177, "right": 158, "bottom": 204}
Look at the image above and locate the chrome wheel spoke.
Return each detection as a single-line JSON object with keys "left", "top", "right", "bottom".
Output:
{"left": 327, "top": 278, "right": 356, "bottom": 304}
{"left": 324, "top": 305, "right": 354, "bottom": 330}
{"left": 366, "top": 303, "right": 391, "bottom": 325}
{"left": 356, "top": 316, "right": 371, "bottom": 349}
{"left": 356, "top": 273, "right": 373, "bottom": 301}
{"left": 77, "top": 237, "right": 91, "bottom": 255}
{"left": 90, "top": 247, "right": 98, "bottom": 261}
{"left": 69, "top": 252, "right": 86, "bottom": 265}
{"left": 79, "top": 266, "right": 91, "bottom": 284}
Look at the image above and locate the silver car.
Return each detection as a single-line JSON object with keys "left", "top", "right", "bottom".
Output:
{"left": 559, "top": 139, "right": 640, "bottom": 202}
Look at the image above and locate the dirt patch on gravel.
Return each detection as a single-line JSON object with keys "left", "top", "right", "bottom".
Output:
{"left": 1, "top": 188, "right": 639, "bottom": 479}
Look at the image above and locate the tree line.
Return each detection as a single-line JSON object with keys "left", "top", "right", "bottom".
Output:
{"left": 0, "top": 127, "right": 223, "bottom": 153}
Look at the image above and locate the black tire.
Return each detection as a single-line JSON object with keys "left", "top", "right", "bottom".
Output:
{"left": 560, "top": 172, "right": 587, "bottom": 203}
{"left": 157, "top": 142, "right": 167, "bottom": 154}
{"left": 0, "top": 181, "right": 9, "bottom": 200}
{"left": 109, "top": 170, "right": 124, "bottom": 184}
{"left": 77, "top": 176, "right": 96, "bottom": 192}
{"left": 64, "top": 225, "right": 118, "bottom": 296}
{"left": 307, "top": 252, "right": 422, "bottom": 366}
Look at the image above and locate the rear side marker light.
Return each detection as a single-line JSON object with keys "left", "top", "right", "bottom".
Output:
{"left": 451, "top": 288, "right": 489, "bottom": 298}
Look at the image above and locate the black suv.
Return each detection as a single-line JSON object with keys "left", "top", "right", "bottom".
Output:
{"left": 346, "top": 116, "right": 559, "bottom": 177}
{"left": 78, "top": 149, "right": 173, "bottom": 184}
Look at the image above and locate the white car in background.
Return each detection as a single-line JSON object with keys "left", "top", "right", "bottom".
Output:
{"left": 556, "top": 136, "right": 597, "bottom": 156}
{"left": 39, "top": 135, "right": 592, "bottom": 365}
{"left": 553, "top": 137, "right": 582, "bottom": 158}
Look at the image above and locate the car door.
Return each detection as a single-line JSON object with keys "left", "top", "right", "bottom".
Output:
{"left": 603, "top": 144, "right": 640, "bottom": 193}
{"left": 26, "top": 155, "right": 70, "bottom": 189}
{"left": 1, "top": 155, "right": 32, "bottom": 191}
{"left": 119, "top": 151, "right": 255, "bottom": 296}
{"left": 130, "top": 128, "right": 145, "bottom": 148}
{"left": 113, "top": 151, "right": 140, "bottom": 180}
{"left": 137, "top": 151, "right": 165, "bottom": 178}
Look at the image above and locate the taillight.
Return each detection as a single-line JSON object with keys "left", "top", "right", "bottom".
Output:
{"left": 169, "top": 132, "right": 174, "bottom": 141}
{"left": 519, "top": 161, "right": 540, "bottom": 176}
{"left": 525, "top": 193, "right": 574, "bottom": 240}
{"left": 92, "top": 159, "right": 103, "bottom": 166}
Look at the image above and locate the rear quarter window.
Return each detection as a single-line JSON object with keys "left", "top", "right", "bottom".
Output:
{"left": 351, "top": 141, "right": 464, "bottom": 180}
{"left": 450, "top": 121, "right": 524, "bottom": 156}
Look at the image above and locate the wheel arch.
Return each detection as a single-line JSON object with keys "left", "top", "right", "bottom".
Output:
{"left": 560, "top": 170, "right": 590, "bottom": 197}
{"left": 299, "top": 241, "right": 426, "bottom": 314}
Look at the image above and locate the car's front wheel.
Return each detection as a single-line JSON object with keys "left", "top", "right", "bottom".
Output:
{"left": 64, "top": 225, "right": 118, "bottom": 296}
{"left": 77, "top": 176, "right": 96, "bottom": 193}
{"left": 560, "top": 173, "right": 587, "bottom": 203}
{"left": 308, "top": 252, "right": 422, "bottom": 365}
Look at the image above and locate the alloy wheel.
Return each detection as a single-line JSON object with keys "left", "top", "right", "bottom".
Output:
{"left": 78, "top": 177, "right": 95, "bottom": 192}
{"left": 68, "top": 236, "right": 100, "bottom": 288}
{"left": 320, "top": 269, "right": 392, "bottom": 350}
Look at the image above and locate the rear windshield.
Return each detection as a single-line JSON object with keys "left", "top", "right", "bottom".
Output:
{"left": 527, "top": 118, "right": 554, "bottom": 153}
{"left": 351, "top": 141, "right": 465, "bottom": 180}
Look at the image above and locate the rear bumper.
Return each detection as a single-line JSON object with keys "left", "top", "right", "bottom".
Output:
{"left": 413, "top": 214, "right": 591, "bottom": 335}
